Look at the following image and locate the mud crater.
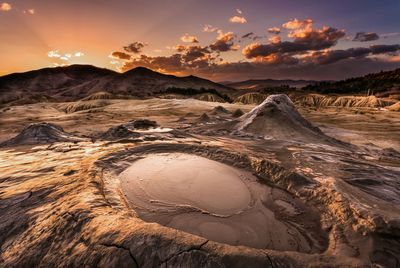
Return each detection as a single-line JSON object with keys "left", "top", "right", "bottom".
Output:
{"left": 97, "top": 144, "right": 328, "bottom": 253}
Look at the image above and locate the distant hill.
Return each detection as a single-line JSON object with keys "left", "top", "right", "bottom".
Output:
{"left": 0, "top": 65, "right": 234, "bottom": 105}
{"left": 225, "top": 79, "right": 319, "bottom": 90}
{"left": 303, "top": 68, "right": 400, "bottom": 95}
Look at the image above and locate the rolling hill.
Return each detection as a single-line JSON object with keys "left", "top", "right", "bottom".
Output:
{"left": 0, "top": 65, "right": 234, "bottom": 105}
{"left": 225, "top": 79, "right": 319, "bottom": 90}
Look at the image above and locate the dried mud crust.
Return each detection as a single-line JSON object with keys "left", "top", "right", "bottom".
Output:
{"left": 91, "top": 143, "right": 381, "bottom": 267}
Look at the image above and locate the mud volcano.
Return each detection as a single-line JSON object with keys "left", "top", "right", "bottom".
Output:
{"left": 118, "top": 152, "right": 327, "bottom": 253}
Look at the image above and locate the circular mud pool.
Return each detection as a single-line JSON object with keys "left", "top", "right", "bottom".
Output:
{"left": 119, "top": 153, "right": 326, "bottom": 252}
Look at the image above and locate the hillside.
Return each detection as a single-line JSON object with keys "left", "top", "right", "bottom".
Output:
{"left": 303, "top": 68, "right": 400, "bottom": 95}
{"left": 225, "top": 79, "right": 319, "bottom": 90}
{"left": 0, "top": 65, "right": 234, "bottom": 105}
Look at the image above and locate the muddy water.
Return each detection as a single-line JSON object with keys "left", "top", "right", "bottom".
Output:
{"left": 119, "top": 153, "right": 323, "bottom": 252}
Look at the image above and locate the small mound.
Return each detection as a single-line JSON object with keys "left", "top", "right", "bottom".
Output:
{"left": 124, "top": 119, "right": 158, "bottom": 130}
{"left": 100, "top": 125, "right": 140, "bottom": 141}
{"left": 1, "top": 123, "right": 83, "bottom": 146}
{"left": 235, "top": 93, "right": 267, "bottom": 105}
{"left": 100, "top": 119, "right": 159, "bottom": 140}
{"left": 211, "top": 105, "right": 230, "bottom": 114}
{"left": 197, "top": 113, "right": 211, "bottom": 123}
{"left": 62, "top": 99, "right": 111, "bottom": 113}
{"left": 293, "top": 94, "right": 336, "bottom": 107}
{"left": 232, "top": 109, "right": 244, "bottom": 117}
{"left": 234, "top": 94, "right": 323, "bottom": 140}
{"left": 387, "top": 102, "right": 400, "bottom": 111}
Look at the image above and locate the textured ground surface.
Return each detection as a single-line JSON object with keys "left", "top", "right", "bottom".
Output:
{"left": 0, "top": 97, "right": 400, "bottom": 267}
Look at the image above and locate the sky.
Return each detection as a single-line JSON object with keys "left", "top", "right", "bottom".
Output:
{"left": 1, "top": 0, "right": 400, "bottom": 81}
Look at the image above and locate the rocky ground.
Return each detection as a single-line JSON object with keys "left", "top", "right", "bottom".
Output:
{"left": 0, "top": 96, "right": 399, "bottom": 267}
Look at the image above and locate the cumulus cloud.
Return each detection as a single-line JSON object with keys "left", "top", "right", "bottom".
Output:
{"left": 203, "top": 24, "right": 218, "bottom": 32}
{"left": 268, "top": 36, "right": 281, "bottom": 44}
{"left": 180, "top": 33, "right": 199, "bottom": 43}
{"left": 0, "top": 2, "right": 11, "bottom": 11}
{"left": 229, "top": 16, "right": 247, "bottom": 24}
{"left": 111, "top": 17, "right": 399, "bottom": 81}
{"left": 209, "top": 30, "right": 238, "bottom": 52}
{"left": 110, "top": 51, "right": 132, "bottom": 60}
{"left": 353, "top": 32, "right": 380, "bottom": 42}
{"left": 285, "top": 45, "right": 399, "bottom": 65}
{"left": 175, "top": 45, "right": 211, "bottom": 62}
{"left": 243, "top": 26, "right": 345, "bottom": 59}
{"left": 282, "top": 18, "right": 313, "bottom": 30}
{"left": 268, "top": 27, "right": 281, "bottom": 34}
{"left": 123, "top": 42, "right": 146, "bottom": 54}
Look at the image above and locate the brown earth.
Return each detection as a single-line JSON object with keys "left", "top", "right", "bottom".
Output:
{"left": 0, "top": 96, "right": 400, "bottom": 267}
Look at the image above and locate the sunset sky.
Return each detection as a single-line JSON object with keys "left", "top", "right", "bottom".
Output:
{"left": 1, "top": 0, "right": 400, "bottom": 81}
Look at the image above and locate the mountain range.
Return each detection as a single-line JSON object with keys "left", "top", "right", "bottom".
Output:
{"left": 0, "top": 65, "right": 233, "bottom": 105}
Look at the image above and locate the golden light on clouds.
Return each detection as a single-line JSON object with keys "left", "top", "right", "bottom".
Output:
{"left": 47, "top": 50, "right": 85, "bottom": 67}
{"left": 180, "top": 33, "right": 199, "bottom": 43}
{"left": 229, "top": 16, "right": 247, "bottom": 24}
{"left": 0, "top": 2, "right": 11, "bottom": 11}
{"left": 269, "top": 35, "right": 281, "bottom": 44}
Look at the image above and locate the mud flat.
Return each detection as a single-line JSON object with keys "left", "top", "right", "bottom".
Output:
{"left": 119, "top": 153, "right": 326, "bottom": 252}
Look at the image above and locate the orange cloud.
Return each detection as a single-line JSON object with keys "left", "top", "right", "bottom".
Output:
{"left": 0, "top": 2, "right": 11, "bottom": 11}
{"left": 209, "top": 30, "right": 238, "bottom": 52}
{"left": 282, "top": 18, "right": 313, "bottom": 29}
{"left": 268, "top": 27, "right": 281, "bottom": 34}
{"left": 110, "top": 51, "right": 131, "bottom": 60}
{"left": 229, "top": 16, "right": 247, "bottom": 24}
{"left": 269, "top": 36, "right": 281, "bottom": 44}
{"left": 180, "top": 33, "right": 199, "bottom": 43}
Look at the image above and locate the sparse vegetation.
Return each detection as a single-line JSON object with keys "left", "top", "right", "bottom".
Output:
{"left": 303, "top": 68, "right": 400, "bottom": 94}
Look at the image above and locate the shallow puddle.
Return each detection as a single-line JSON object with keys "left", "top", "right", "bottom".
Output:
{"left": 119, "top": 153, "right": 324, "bottom": 252}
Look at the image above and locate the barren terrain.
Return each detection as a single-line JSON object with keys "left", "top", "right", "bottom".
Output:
{"left": 0, "top": 95, "right": 399, "bottom": 267}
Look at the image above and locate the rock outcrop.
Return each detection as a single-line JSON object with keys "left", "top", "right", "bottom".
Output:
{"left": 387, "top": 101, "right": 400, "bottom": 111}
{"left": 100, "top": 125, "right": 140, "bottom": 140}
{"left": 62, "top": 99, "right": 111, "bottom": 113}
{"left": 211, "top": 106, "right": 230, "bottom": 114}
{"left": 124, "top": 119, "right": 158, "bottom": 130}
{"left": 234, "top": 93, "right": 267, "bottom": 105}
{"left": 294, "top": 94, "right": 396, "bottom": 108}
